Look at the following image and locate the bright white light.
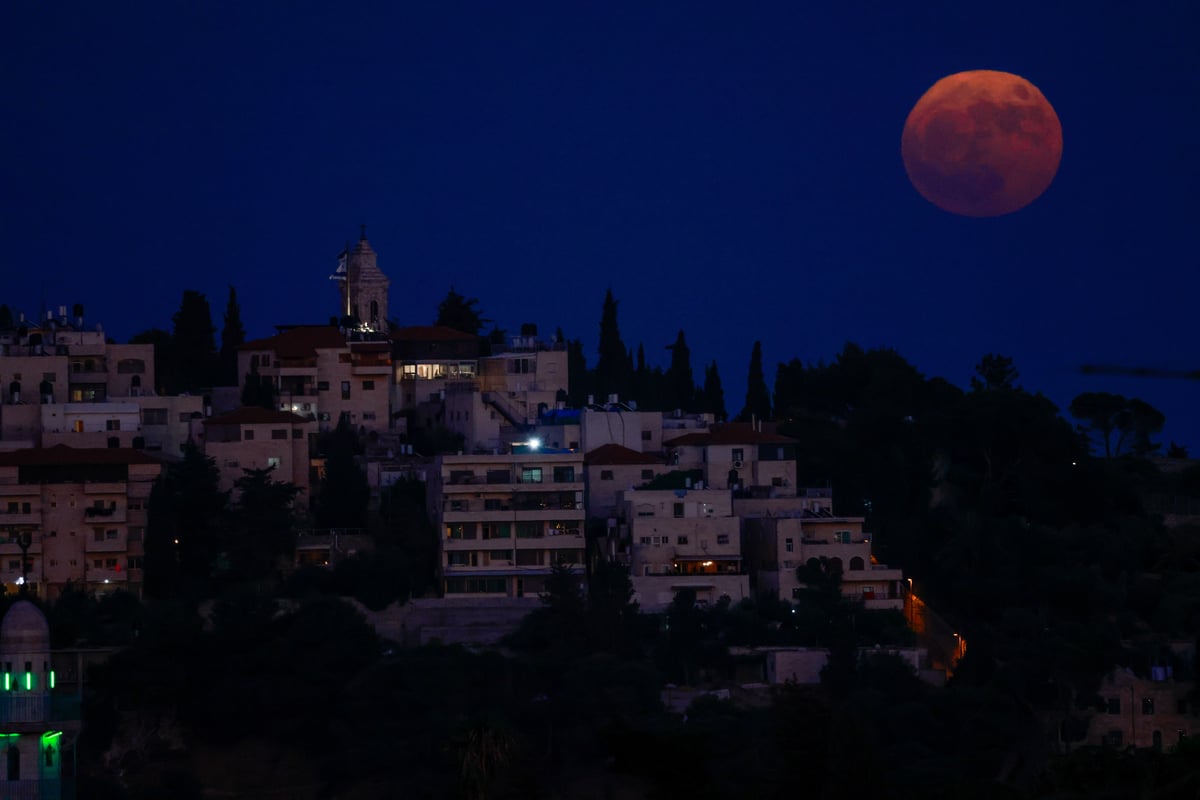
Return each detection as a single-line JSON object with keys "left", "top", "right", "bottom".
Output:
{"left": 15, "top": 577, "right": 24, "bottom": 586}
{"left": 529, "top": 438, "right": 541, "bottom": 450}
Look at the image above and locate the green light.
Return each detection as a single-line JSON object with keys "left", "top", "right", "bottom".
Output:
{"left": 48, "top": 671, "right": 55, "bottom": 690}
{"left": 41, "top": 731, "right": 62, "bottom": 742}
{"left": 2, "top": 674, "right": 8, "bottom": 691}
{"left": 23, "top": 672, "right": 31, "bottom": 691}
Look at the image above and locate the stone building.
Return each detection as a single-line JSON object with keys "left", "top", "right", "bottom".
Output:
{"left": 428, "top": 451, "right": 586, "bottom": 598}
{"left": 0, "top": 446, "right": 160, "bottom": 599}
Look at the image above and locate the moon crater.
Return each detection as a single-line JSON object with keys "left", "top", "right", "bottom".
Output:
{"left": 902, "top": 70, "right": 1062, "bottom": 217}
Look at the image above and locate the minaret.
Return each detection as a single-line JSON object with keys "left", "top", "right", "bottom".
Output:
{"left": 335, "top": 226, "right": 390, "bottom": 333}
{"left": 0, "top": 600, "right": 78, "bottom": 797}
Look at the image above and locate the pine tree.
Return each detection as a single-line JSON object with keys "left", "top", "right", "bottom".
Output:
{"left": 664, "top": 330, "right": 696, "bottom": 413}
{"left": 739, "top": 340, "right": 772, "bottom": 422}
{"left": 703, "top": 360, "right": 727, "bottom": 420}
{"left": 220, "top": 286, "right": 246, "bottom": 386}
{"left": 435, "top": 287, "right": 488, "bottom": 336}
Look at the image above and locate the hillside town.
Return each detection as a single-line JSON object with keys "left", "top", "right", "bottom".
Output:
{"left": 1, "top": 233, "right": 1198, "bottom": 798}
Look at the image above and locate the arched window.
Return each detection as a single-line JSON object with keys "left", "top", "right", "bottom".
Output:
{"left": 370, "top": 300, "right": 380, "bottom": 323}
{"left": 849, "top": 556, "right": 865, "bottom": 571}
{"left": 828, "top": 557, "right": 844, "bottom": 575}
{"left": 130, "top": 375, "right": 141, "bottom": 388}
{"left": 7, "top": 744, "right": 19, "bottom": 780}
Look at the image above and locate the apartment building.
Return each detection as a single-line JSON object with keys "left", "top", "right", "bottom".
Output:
{"left": 614, "top": 487, "right": 749, "bottom": 612}
{"left": 432, "top": 328, "right": 568, "bottom": 454}
{"left": 583, "top": 443, "right": 668, "bottom": 525}
{"left": 740, "top": 490, "right": 905, "bottom": 610}
{"left": 238, "top": 325, "right": 391, "bottom": 435}
{"left": 198, "top": 407, "right": 315, "bottom": 497}
{"left": 1, "top": 308, "right": 155, "bottom": 452}
{"left": 428, "top": 452, "right": 585, "bottom": 598}
{"left": 665, "top": 422, "right": 797, "bottom": 495}
{"left": 0, "top": 445, "right": 161, "bottom": 599}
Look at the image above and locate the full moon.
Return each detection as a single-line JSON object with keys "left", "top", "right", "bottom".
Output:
{"left": 901, "top": 70, "right": 1062, "bottom": 217}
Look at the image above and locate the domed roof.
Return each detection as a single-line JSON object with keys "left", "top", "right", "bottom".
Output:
{"left": 0, "top": 600, "right": 50, "bottom": 654}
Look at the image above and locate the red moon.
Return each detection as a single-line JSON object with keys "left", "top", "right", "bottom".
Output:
{"left": 901, "top": 70, "right": 1062, "bottom": 217}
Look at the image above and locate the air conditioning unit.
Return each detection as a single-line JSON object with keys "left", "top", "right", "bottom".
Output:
{"left": 732, "top": 460, "right": 743, "bottom": 469}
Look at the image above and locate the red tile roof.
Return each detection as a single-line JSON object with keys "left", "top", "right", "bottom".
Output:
{"left": 389, "top": 325, "right": 479, "bottom": 342}
{"left": 203, "top": 407, "right": 312, "bottom": 426}
{"left": 663, "top": 423, "right": 797, "bottom": 447}
{"left": 584, "top": 444, "right": 663, "bottom": 466}
{"left": 240, "top": 326, "right": 347, "bottom": 358}
{"left": 0, "top": 444, "right": 161, "bottom": 467}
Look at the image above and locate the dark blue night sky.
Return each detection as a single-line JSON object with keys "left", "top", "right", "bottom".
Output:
{"left": 3, "top": 2, "right": 1198, "bottom": 447}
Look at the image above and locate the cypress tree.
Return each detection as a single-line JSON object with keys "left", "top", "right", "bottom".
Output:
{"left": 595, "top": 289, "right": 629, "bottom": 402}
{"left": 739, "top": 340, "right": 772, "bottom": 422}
{"left": 664, "top": 330, "right": 695, "bottom": 413}
{"left": 220, "top": 286, "right": 246, "bottom": 386}
{"left": 703, "top": 360, "right": 727, "bottom": 420}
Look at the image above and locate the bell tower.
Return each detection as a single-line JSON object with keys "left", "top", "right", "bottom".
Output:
{"left": 332, "top": 226, "right": 390, "bottom": 333}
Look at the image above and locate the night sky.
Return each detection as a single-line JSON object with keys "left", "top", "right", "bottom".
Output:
{"left": 4, "top": 2, "right": 1199, "bottom": 447}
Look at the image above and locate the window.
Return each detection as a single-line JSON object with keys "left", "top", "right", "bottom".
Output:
{"left": 640, "top": 537, "right": 651, "bottom": 545}
{"left": 520, "top": 467, "right": 543, "bottom": 484}
{"left": 106, "top": 529, "right": 118, "bottom": 540}
{"left": 834, "top": 530, "right": 852, "bottom": 544}
{"left": 482, "top": 523, "right": 511, "bottom": 540}
{"left": 128, "top": 556, "right": 144, "bottom": 569}
{"left": 516, "top": 522, "right": 542, "bottom": 539}
{"left": 785, "top": 538, "right": 794, "bottom": 553}
{"left": 105, "top": 558, "right": 118, "bottom": 568}
{"left": 446, "top": 524, "right": 475, "bottom": 540}
{"left": 341, "top": 381, "right": 351, "bottom": 399}
{"left": 1106, "top": 697, "right": 1121, "bottom": 715}
{"left": 363, "top": 380, "right": 375, "bottom": 390}
{"left": 93, "top": 530, "right": 104, "bottom": 543}
{"left": 267, "top": 457, "right": 281, "bottom": 469}
{"left": 93, "top": 559, "right": 103, "bottom": 569}
{"left": 642, "top": 430, "right": 652, "bottom": 441}
{"left": 4, "top": 502, "right": 14, "bottom": 513}
{"left": 317, "top": 381, "right": 330, "bottom": 391}
{"left": 447, "top": 551, "right": 478, "bottom": 567}
{"left": 673, "top": 502, "right": 684, "bottom": 518}
{"left": 1143, "top": 698, "right": 1155, "bottom": 715}
{"left": 600, "top": 470, "right": 614, "bottom": 480}
{"left": 483, "top": 499, "right": 504, "bottom": 511}
{"left": 243, "top": 429, "right": 255, "bottom": 441}
{"left": 362, "top": 412, "right": 376, "bottom": 421}
{"left": 106, "top": 419, "right": 121, "bottom": 431}
{"left": 731, "top": 448, "right": 744, "bottom": 463}
{"left": 271, "top": 428, "right": 287, "bottom": 440}
{"left": 552, "top": 466, "right": 575, "bottom": 482}
{"left": 717, "top": 534, "right": 730, "bottom": 545}
{"left": 641, "top": 469, "right": 654, "bottom": 480}
{"left": 449, "top": 499, "right": 469, "bottom": 512}
{"left": 677, "top": 536, "right": 689, "bottom": 545}
{"left": 7, "top": 561, "right": 18, "bottom": 570}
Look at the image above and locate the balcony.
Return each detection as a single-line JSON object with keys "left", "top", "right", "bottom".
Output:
{"left": 84, "top": 506, "right": 125, "bottom": 523}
